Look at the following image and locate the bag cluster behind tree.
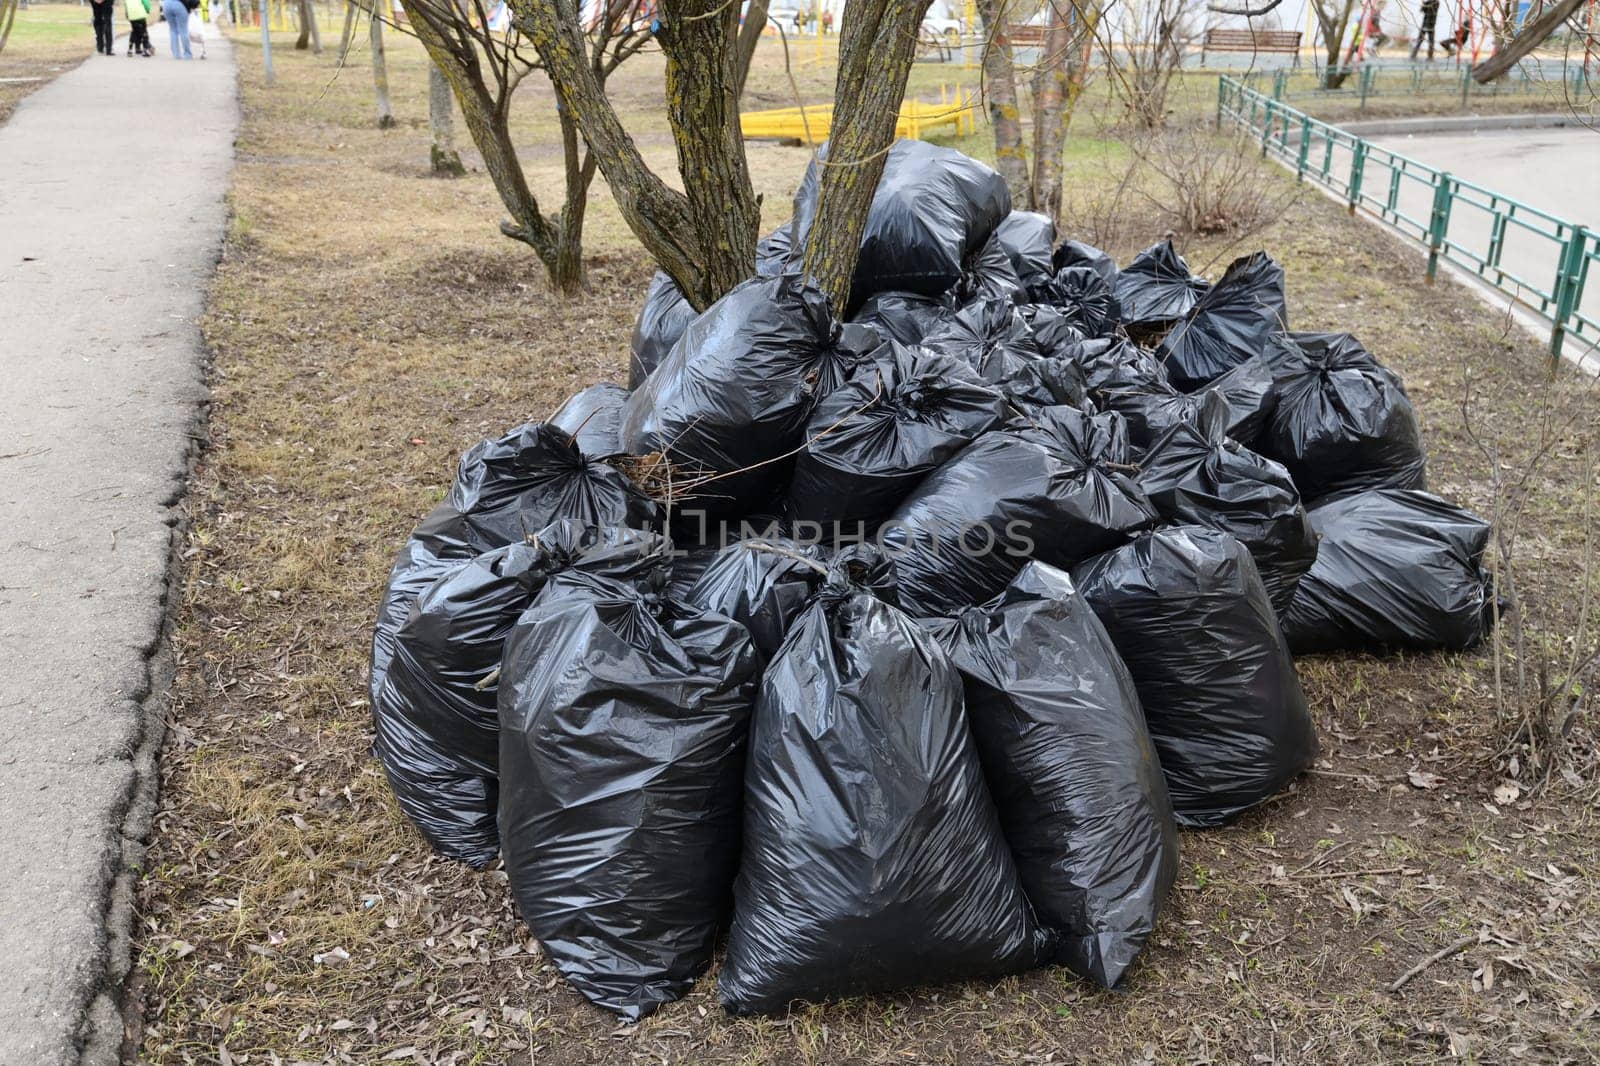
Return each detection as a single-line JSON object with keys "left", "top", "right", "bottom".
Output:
{"left": 372, "top": 522, "right": 665, "bottom": 868}
{"left": 719, "top": 557, "right": 1046, "bottom": 1015}
{"left": 1073, "top": 526, "right": 1318, "bottom": 827}
{"left": 928, "top": 562, "right": 1179, "bottom": 989}
{"left": 498, "top": 569, "right": 759, "bottom": 1021}
{"left": 1282, "top": 488, "right": 1494, "bottom": 653}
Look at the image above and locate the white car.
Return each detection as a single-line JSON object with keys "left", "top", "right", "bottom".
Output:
{"left": 922, "top": 13, "right": 965, "bottom": 46}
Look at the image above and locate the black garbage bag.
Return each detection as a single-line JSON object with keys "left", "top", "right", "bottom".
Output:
{"left": 684, "top": 536, "right": 828, "bottom": 661}
{"left": 373, "top": 523, "right": 665, "bottom": 868}
{"left": 788, "top": 343, "right": 1007, "bottom": 528}
{"left": 1158, "top": 252, "right": 1287, "bottom": 392}
{"left": 791, "top": 139, "right": 1011, "bottom": 304}
{"left": 1260, "top": 331, "right": 1427, "bottom": 501}
{"left": 498, "top": 569, "right": 759, "bottom": 1021}
{"left": 921, "top": 297, "right": 1044, "bottom": 385}
{"left": 756, "top": 222, "right": 796, "bottom": 275}
{"left": 993, "top": 210, "right": 1056, "bottom": 291}
{"left": 1069, "top": 336, "right": 1171, "bottom": 400}
{"left": 1052, "top": 238, "right": 1118, "bottom": 283}
{"left": 370, "top": 422, "right": 660, "bottom": 705}
{"left": 621, "top": 274, "right": 855, "bottom": 516}
{"left": 883, "top": 406, "right": 1156, "bottom": 614}
{"left": 928, "top": 562, "right": 1178, "bottom": 989}
{"left": 1113, "top": 239, "right": 1209, "bottom": 329}
{"left": 1000, "top": 354, "right": 1090, "bottom": 411}
{"left": 718, "top": 561, "right": 1045, "bottom": 1015}
{"left": 1101, "top": 353, "right": 1276, "bottom": 452}
{"left": 551, "top": 382, "right": 629, "bottom": 458}
{"left": 1016, "top": 302, "right": 1086, "bottom": 357}
{"left": 956, "top": 231, "right": 1026, "bottom": 304}
{"left": 1282, "top": 489, "right": 1493, "bottom": 653}
{"left": 629, "top": 223, "right": 800, "bottom": 387}
{"left": 630, "top": 271, "right": 696, "bottom": 388}
{"left": 1137, "top": 393, "right": 1318, "bottom": 614}
{"left": 850, "top": 289, "right": 959, "bottom": 345}
{"left": 1073, "top": 526, "right": 1318, "bottom": 828}
{"left": 1034, "top": 265, "right": 1123, "bottom": 339}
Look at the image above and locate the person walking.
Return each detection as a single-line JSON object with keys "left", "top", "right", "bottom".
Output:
{"left": 91, "top": 0, "right": 117, "bottom": 55}
{"left": 1411, "top": 0, "right": 1439, "bottom": 60}
{"left": 161, "top": 0, "right": 192, "bottom": 58}
{"left": 125, "top": 0, "right": 154, "bottom": 56}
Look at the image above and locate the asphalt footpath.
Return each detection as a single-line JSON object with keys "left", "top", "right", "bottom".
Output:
{"left": 0, "top": 30, "right": 236, "bottom": 1066}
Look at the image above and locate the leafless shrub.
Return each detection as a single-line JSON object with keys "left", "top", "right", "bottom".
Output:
{"left": 1460, "top": 361, "right": 1600, "bottom": 790}
{"left": 1131, "top": 125, "right": 1294, "bottom": 240}
{"left": 1097, "top": 0, "right": 1194, "bottom": 129}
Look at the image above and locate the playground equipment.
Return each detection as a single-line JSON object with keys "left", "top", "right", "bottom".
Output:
{"left": 740, "top": 84, "right": 980, "bottom": 143}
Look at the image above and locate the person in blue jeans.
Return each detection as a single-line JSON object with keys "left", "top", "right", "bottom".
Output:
{"left": 162, "top": 0, "right": 192, "bottom": 59}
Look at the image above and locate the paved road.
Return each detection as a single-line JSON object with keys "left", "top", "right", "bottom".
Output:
{"left": 0, "top": 34, "right": 235, "bottom": 1066}
{"left": 1369, "top": 126, "right": 1600, "bottom": 359}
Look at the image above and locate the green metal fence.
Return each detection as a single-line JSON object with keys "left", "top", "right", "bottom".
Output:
{"left": 1217, "top": 75, "right": 1597, "bottom": 365}
{"left": 1232, "top": 61, "right": 1593, "bottom": 112}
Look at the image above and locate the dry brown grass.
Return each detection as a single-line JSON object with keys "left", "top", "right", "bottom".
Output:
{"left": 0, "top": 1, "right": 93, "bottom": 124}
{"left": 132, "top": 25, "right": 1600, "bottom": 1066}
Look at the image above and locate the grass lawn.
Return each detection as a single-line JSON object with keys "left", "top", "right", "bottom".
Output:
{"left": 131, "top": 24, "right": 1600, "bottom": 1065}
{"left": 0, "top": 0, "right": 99, "bottom": 122}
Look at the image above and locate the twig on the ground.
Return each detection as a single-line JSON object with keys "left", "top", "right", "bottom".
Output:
{"left": 1388, "top": 933, "right": 1478, "bottom": 992}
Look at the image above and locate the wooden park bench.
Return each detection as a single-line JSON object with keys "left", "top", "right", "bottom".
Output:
{"left": 1201, "top": 28, "right": 1303, "bottom": 66}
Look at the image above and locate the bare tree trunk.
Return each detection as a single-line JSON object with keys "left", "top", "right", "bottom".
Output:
{"left": 0, "top": 0, "right": 20, "bottom": 55}
{"left": 405, "top": 0, "right": 585, "bottom": 291}
{"left": 338, "top": 0, "right": 357, "bottom": 59}
{"left": 296, "top": 0, "right": 311, "bottom": 47}
{"left": 975, "top": 0, "right": 1029, "bottom": 205}
{"left": 1030, "top": 3, "right": 1074, "bottom": 219}
{"left": 733, "top": 0, "right": 768, "bottom": 97}
{"left": 306, "top": 0, "right": 323, "bottom": 52}
{"left": 803, "top": 0, "right": 934, "bottom": 309}
{"left": 1312, "top": 0, "right": 1357, "bottom": 87}
{"left": 260, "top": 0, "right": 275, "bottom": 83}
{"left": 552, "top": 107, "right": 596, "bottom": 292}
{"left": 429, "top": 63, "right": 465, "bottom": 176}
{"left": 371, "top": 1, "right": 395, "bottom": 128}
{"left": 655, "top": 0, "right": 760, "bottom": 300}
{"left": 516, "top": 0, "right": 753, "bottom": 310}
{"left": 1474, "top": 0, "right": 1583, "bottom": 80}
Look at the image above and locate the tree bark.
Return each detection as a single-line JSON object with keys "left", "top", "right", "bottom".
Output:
{"left": 0, "top": 0, "right": 21, "bottom": 55}
{"left": 296, "top": 0, "right": 311, "bottom": 47}
{"left": 1312, "top": 0, "right": 1356, "bottom": 87}
{"left": 803, "top": 0, "right": 934, "bottom": 310}
{"left": 655, "top": 0, "right": 760, "bottom": 300}
{"left": 1029, "top": 2, "right": 1077, "bottom": 220}
{"left": 260, "top": 0, "right": 275, "bottom": 83}
{"left": 975, "top": 0, "right": 1029, "bottom": 205}
{"left": 306, "top": 0, "right": 323, "bottom": 52}
{"left": 370, "top": 1, "right": 395, "bottom": 128}
{"left": 338, "top": 0, "right": 357, "bottom": 59}
{"left": 733, "top": 0, "right": 769, "bottom": 98}
{"left": 429, "top": 63, "right": 465, "bottom": 176}
{"left": 1473, "top": 0, "right": 1583, "bottom": 80}
{"left": 515, "top": 0, "right": 751, "bottom": 311}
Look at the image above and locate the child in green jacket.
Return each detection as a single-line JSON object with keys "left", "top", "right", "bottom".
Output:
{"left": 125, "top": 0, "right": 153, "bottom": 56}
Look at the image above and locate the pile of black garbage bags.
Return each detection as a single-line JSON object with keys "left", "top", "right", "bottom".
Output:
{"left": 370, "top": 141, "right": 1496, "bottom": 1021}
